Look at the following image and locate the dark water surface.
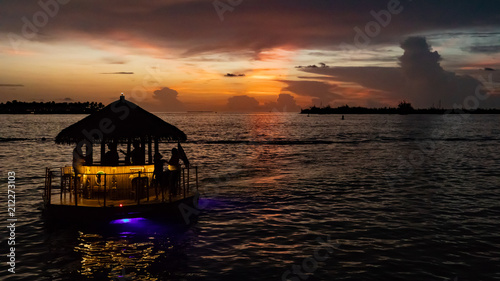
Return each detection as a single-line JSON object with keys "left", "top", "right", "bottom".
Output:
{"left": 1, "top": 113, "right": 499, "bottom": 280}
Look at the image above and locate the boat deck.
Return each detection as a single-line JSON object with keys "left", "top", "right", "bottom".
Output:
{"left": 44, "top": 166, "right": 199, "bottom": 209}
{"left": 48, "top": 189, "right": 196, "bottom": 207}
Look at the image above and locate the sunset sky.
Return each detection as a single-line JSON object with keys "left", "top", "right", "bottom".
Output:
{"left": 1, "top": 0, "right": 500, "bottom": 111}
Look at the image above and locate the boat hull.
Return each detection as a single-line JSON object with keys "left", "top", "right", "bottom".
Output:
{"left": 43, "top": 195, "right": 199, "bottom": 223}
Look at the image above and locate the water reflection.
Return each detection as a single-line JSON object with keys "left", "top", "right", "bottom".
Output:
{"left": 4, "top": 113, "right": 500, "bottom": 281}
{"left": 75, "top": 231, "right": 159, "bottom": 280}
{"left": 47, "top": 218, "right": 193, "bottom": 280}
{"left": 247, "top": 113, "right": 288, "bottom": 141}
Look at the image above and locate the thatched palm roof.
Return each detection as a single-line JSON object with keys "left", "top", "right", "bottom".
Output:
{"left": 55, "top": 96, "right": 186, "bottom": 144}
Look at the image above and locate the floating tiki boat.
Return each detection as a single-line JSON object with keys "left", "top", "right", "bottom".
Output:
{"left": 44, "top": 95, "right": 198, "bottom": 222}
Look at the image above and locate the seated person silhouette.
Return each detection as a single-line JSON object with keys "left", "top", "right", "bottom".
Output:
{"left": 103, "top": 142, "right": 119, "bottom": 165}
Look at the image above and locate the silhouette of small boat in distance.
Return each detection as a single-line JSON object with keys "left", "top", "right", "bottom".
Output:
{"left": 43, "top": 95, "right": 199, "bottom": 222}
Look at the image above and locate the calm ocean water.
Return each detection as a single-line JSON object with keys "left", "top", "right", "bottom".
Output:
{"left": 1, "top": 113, "right": 500, "bottom": 280}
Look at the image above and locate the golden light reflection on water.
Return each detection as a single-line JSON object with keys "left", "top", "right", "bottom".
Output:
{"left": 247, "top": 113, "right": 288, "bottom": 141}
{"left": 74, "top": 232, "right": 162, "bottom": 280}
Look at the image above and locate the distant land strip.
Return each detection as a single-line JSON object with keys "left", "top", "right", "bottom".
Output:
{"left": 0, "top": 100, "right": 105, "bottom": 114}
{"left": 301, "top": 105, "right": 500, "bottom": 114}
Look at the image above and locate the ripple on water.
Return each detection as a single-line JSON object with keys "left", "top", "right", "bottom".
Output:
{"left": 1, "top": 114, "right": 500, "bottom": 280}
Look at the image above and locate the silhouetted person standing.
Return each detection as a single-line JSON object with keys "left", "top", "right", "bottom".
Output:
{"left": 167, "top": 148, "right": 181, "bottom": 196}
{"left": 153, "top": 152, "right": 166, "bottom": 197}
{"left": 73, "top": 146, "right": 85, "bottom": 175}
{"left": 103, "top": 142, "right": 119, "bottom": 165}
{"left": 73, "top": 146, "right": 85, "bottom": 192}
{"left": 120, "top": 140, "right": 144, "bottom": 165}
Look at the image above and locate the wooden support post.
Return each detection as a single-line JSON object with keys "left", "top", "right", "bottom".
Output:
{"left": 45, "top": 168, "right": 48, "bottom": 201}
{"left": 146, "top": 175, "right": 149, "bottom": 202}
{"left": 60, "top": 168, "right": 63, "bottom": 199}
{"left": 195, "top": 166, "right": 198, "bottom": 192}
{"left": 154, "top": 138, "right": 159, "bottom": 155}
{"left": 48, "top": 171, "right": 52, "bottom": 205}
{"left": 169, "top": 181, "right": 172, "bottom": 203}
{"left": 87, "top": 142, "right": 93, "bottom": 165}
{"left": 126, "top": 139, "right": 131, "bottom": 164}
{"left": 44, "top": 168, "right": 47, "bottom": 203}
{"left": 187, "top": 167, "right": 190, "bottom": 194}
{"left": 60, "top": 169, "right": 63, "bottom": 201}
{"left": 45, "top": 168, "right": 52, "bottom": 205}
{"left": 182, "top": 168, "right": 186, "bottom": 199}
{"left": 69, "top": 174, "right": 73, "bottom": 200}
{"left": 74, "top": 172, "right": 78, "bottom": 206}
{"left": 148, "top": 138, "right": 152, "bottom": 164}
{"left": 137, "top": 171, "right": 141, "bottom": 205}
{"left": 101, "top": 141, "right": 105, "bottom": 164}
{"left": 141, "top": 138, "right": 146, "bottom": 164}
{"left": 103, "top": 174, "right": 107, "bottom": 207}
{"left": 162, "top": 178, "right": 165, "bottom": 202}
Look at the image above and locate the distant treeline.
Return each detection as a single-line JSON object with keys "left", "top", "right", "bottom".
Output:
{"left": 0, "top": 100, "right": 105, "bottom": 114}
{"left": 301, "top": 103, "right": 500, "bottom": 115}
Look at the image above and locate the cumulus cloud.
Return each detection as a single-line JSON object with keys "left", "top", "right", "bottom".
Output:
{"left": 263, "top": 93, "right": 301, "bottom": 112}
{"left": 225, "top": 94, "right": 302, "bottom": 112}
{"left": 399, "top": 37, "right": 443, "bottom": 81}
{"left": 398, "top": 37, "right": 485, "bottom": 107}
{"left": 225, "top": 95, "right": 260, "bottom": 112}
{"left": 152, "top": 87, "right": 186, "bottom": 112}
{"left": 301, "top": 37, "right": 498, "bottom": 108}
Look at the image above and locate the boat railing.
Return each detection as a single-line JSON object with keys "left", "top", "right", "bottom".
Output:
{"left": 44, "top": 166, "right": 198, "bottom": 207}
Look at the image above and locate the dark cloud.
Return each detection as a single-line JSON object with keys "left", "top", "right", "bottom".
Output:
{"left": 0, "top": 84, "right": 24, "bottom": 87}
{"left": 398, "top": 37, "right": 485, "bottom": 107}
{"left": 466, "top": 45, "right": 500, "bottom": 54}
{"left": 399, "top": 36, "right": 443, "bottom": 80}
{"left": 279, "top": 80, "right": 342, "bottom": 106}
{"left": 307, "top": 52, "right": 330, "bottom": 56}
{"left": 100, "top": 72, "right": 134, "bottom": 74}
{"left": 1, "top": 1, "right": 499, "bottom": 57}
{"left": 224, "top": 73, "right": 245, "bottom": 77}
{"left": 302, "top": 37, "right": 498, "bottom": 108}
{"left": 349, "top": 56, "right": 400, "bottom": 63}
{"left": 151, "top": 87, "right": 185, "bottom": 112}
{"left": 303, "top": 67, "right": 405, "bottom": 94}
{"left": 226, "top": 95, "right": 260, "bottom": 111}
{"left": 296, "top": 64, "right": 328, "bottom": 69}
